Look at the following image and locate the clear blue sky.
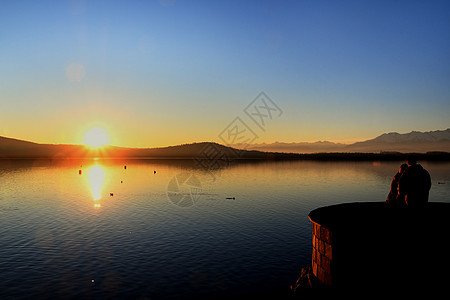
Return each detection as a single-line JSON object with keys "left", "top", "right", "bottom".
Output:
{"left": 1, "top": 0, "right": 449, "bottom": 147}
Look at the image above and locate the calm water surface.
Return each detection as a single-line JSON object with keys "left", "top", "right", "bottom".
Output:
{"left": 1, "top": 159, "right": 449, "bottom": 299}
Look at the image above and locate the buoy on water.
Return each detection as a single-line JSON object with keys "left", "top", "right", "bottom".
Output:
{"left": 110, "top": 193, "right": 114, "bottom": 196}
{"left": 124, "top": 165, "right": 127, "bottom": 170}
{"left": 154, "top": 170, "right": 156, "bottom": 174}
{"left": 79, "top": 170, "right": 82, "bottom": 175}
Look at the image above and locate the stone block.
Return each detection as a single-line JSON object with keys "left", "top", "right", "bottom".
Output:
{"left": 312, "top": 260, "right": 318, "bottom": 276}
{"left": 322, "top": 255, "right": 331, "bottom": 272}
{"left": 317, "top": 266, "right": 325, "bottom": 283}
{"left": 321, "top": 226, "right": 331, "bottom": 244}
{"left": 324, "top": 242, "right": 332, "bottom": 260}
{"left": 315, "top": 224, "right": 321, "bottom": 239}
{"left": 317, "top": 239, "right": 325, "bottom": 255}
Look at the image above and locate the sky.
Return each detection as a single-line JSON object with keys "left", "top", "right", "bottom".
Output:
{"left": 1, "top": 0, "right": 449, "bottom": 148}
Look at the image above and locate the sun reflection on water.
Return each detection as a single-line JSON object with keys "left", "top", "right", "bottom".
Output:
{"left": 88, "top": 165, "right": 105, "bottom": 202}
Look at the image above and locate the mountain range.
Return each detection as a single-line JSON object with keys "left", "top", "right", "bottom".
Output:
{"left": 238, "top": 129, "right": 450, "bottom": 154}
{"left": 0, "top": 129, "right": 449, "bottom": 159}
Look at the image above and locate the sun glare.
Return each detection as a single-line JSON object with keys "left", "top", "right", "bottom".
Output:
{"left": 84, "top": 127, "right": 109, "bottom": 148}
{"left": 88, "top": 165, "right": 105, "bottom": 201}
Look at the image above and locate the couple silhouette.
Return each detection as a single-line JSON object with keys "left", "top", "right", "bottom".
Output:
{"left": 386, "top": 157, "right": 431, "bottom": 208}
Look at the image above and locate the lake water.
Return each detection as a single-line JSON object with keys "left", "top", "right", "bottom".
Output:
{"left": 1, "top": 159, "right": 449, "bottom": 298}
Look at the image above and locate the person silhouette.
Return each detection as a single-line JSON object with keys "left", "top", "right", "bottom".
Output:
{"left": 386, "top": 163, "right": 408, "bottom": 207}
{"left": 397, "top": 157, "right": 431, "bottom": 208}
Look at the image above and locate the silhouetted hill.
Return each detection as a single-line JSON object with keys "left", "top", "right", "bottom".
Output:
{"left": 0, "top": 136, "right": 96, "bottom": 158}
{"left": 0, "top": 137, "right": 271, "bottom": 159}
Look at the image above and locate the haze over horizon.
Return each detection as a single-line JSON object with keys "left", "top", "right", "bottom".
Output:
{"left": 1, "top": 127, "right": 450, "bottom": 150}
{"left": 1, "top": 0, "right": 449, "bottom": 148}
{"left": 2, "top": 128, "right": 450, "bottom": 156}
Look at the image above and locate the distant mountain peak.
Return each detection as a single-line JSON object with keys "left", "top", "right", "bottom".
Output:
{"left": 372, "top": 129, "right": 450, "bottom": 143}
{"left": 236, "top": 128, "right": 450, "bottom": 153}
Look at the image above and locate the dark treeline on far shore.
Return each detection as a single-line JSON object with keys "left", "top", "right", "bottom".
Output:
{"left": 259, "top": 151, "right": 450, "bottom": 161}
{"left": 1, "top": 151, "right": 449, "bottom": 162}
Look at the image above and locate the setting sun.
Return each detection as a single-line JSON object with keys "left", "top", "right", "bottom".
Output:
{"left": 84, "top": 127, "right": 109, "bottom": 148}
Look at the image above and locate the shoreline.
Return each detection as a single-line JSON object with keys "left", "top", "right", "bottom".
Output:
{"left": 0, "top": 152, "right": 449, "bottom": 161}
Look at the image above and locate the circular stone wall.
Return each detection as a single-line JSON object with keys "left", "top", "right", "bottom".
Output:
{"left": 308, "top": 202, "right": 450, "bottom": 288}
